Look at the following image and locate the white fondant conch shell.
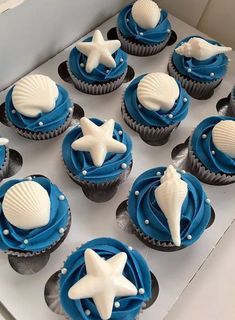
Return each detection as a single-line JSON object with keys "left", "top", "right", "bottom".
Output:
{"left": 0, "top": 138, "right": 9, "bottom": 146}
{"left": 2, "top": 181, "right": 51, "bottom": 230}
{"left": 212, "top": 120, "right": 235, "bottom": 158}
{"left": 12, "top": 74, "right": 59, "bottom": 118}
{"left": 155, "top": 165, "right": 188, "bottom": 246}
{"left": 132, "top": 0, "right": 161, "bottom": 29}
{"left": 137, "top": 73, "right": 180, "bottom": 112}
{"left": 175, "top": 37, "right": 232, "bottom": 61}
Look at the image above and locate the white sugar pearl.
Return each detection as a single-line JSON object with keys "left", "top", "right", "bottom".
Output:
{"left": 188, "top": 68, "right": 192, "bottom": 73}
{"left": 181, "top": 170, "right": 186, "bottom": 174}
{"left": 114, "top": 302, "right": 120, "bottom": 308}
{"left": 156, "top": 171, "right": 161, "bottom": 176}
{"left": 202, "top": 134, "right": 207, "bottom": 139}
{"left": 138, "top": 104, "right": 142, "bottom": 109}
{"left": 212, "top": 150, "right": 215, "bottom": 155}
{"left": 80, "top": 63, "right": 84, "bottom": 68}
{"left": 167, "top": 28, "right": 171, "bottom": 33}
{"left": 106, "top": 69, "right": 110, "bottom": 73}
{"left": 69, "top": 107, "right": 73, "bottom": 113}
{"left": 126, "top": 18, "right": 129, "bottom": 22}
{"left": 128, "top": 246, "right": 133, "bottom": 251}
{"left": 168, "top": 114, "right": 173, "bottom": 119}
{"left": 210, "top": 72, "right": 215, "bottom": 77}
{"left": 23, "top": 239, "right": 29, "bottom": 245}
{"left": 82, "top": 170, "right": 87, "bottom": 176}
{"left": 39, "top": 121, "right": 43, "bottom": 126}
{"left": 139, "top": 288, "right": 145, "bottom": 295}
{"left": 85, "top": 309, "right": 91, "bottom": 316}
{"left": 12, "top": 109, "right": 16, "bottom": 114}
{"left": 139, "top": 32, "right": 144, "bottom": 36}
{"left": 135, "top": 190, "right": 140, "bottom": 196}
{"left": 121, "top": 163, "right": 127, "bottom": 169}
{"left": 206, "top": 198, "right": 211, "bottom": 204}
{"left": 144, "top": 219, "right": 149, "bottom": 225}
{"left": 183, "top": 97, "right": 188, "bottom": 103}
{"left": 59, "top": 228, "right": 65, "bottom": 234}
{"left": 120, "top": 58, "right": 124, "bottom": 63}
{"left": 59, "top": 195, "right": 65, "bottom": 201}
{"left": 187, "top": 235, "right": 192, "bottom": 240}
{"left": 3, "top": 229, "right": 9, "bottom": 235}
{"left": 61, "top": 268, "right": 67, "bottom": 275}
{"left": 118, "top": 130, "right": 123, "bottom": 135}
{"left": 27, "top": 176, "right": 33, "bottom": 181}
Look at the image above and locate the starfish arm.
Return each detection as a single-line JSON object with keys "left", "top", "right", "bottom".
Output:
{"left": 101, "top": 119, "right": 115, "bottom": 136}
{"left": 71, "top": 136, "right": 93, "bottom": 152}
{"left": 106, "top": 139, "right": 127, "bottom": 154}
{"left": 107, "top": 252, "right": 127, "bottom": 275}
{"left": 106, "top": 40, "right": 121, "bottom": 54}
{"left": 92, "top": 29, "right": 104, "bottom": 44}
{"left": 80, "top": 117, "right": 101, "bottom": 136}
{"left": 86, "top": 49, "right": 101, "bottom": 73}
{"left": 90, "top": 144, "right": 107, "bottom": 167}
{"left": 93, "top": 291, "right": 115, "bottom": 320}
{"left": 68, "top": 275, "right": 99, "bottom": 300}
{"left": 115, "top": 275, "right": 138, "bottom": 297}
{"left": 76, "top": 42, "right": 93, "bottom": 56}
{"left": 100, "top": 50, "right": 116, "bottom": 69}
{"left": 85, "top": 249, "right": 107, "bottom": 276}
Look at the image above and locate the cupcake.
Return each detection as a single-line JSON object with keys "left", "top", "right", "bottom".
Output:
{"left": 62, "top": 117, "right": 132, "bottom": 202}
{"left": 0, "top": 137, "right": 9, "bottom": 181}
{"left": 127, "top": 165, "right": 213, "bottom": 251}
{"left": 5, "top": 74, "right": 73, "bottom": 140}
{"left": 0, "top": 176, "right": 71, "bottom": 273}
{"left": 122, "top": 72, "right": 190, "bottom": 146}
{"left": 48, "top": 237, "right": 153, "bottom": 319}
{"left": 168, "top": 36, "right": 232, "bottom": 100}
{"left": 226, "top": 86, "right": 235, "bottom": 117}
{"left": 187, "top": 116, "right": 235, "bottom": 185}
{"left": 117, "top": 0, "right": 171, "bottom": 56}
{"left": 68, "top": 29, "right": 128, "bottom": 95}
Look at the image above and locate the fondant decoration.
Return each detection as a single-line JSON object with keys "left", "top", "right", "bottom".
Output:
{"left": 212, "top": 120, "right": 235, "bottom": 158}
{"left": 2, "top": 181, "right": 51, "bottom": 230}
{"left": 137, "top": 73, "right": 179, "bottom": 111}
{"left": 12, "top": 74, "right": 59, "bottom": 118}
{"left": 0, "top": 138, "right": 9, "bottom": 146}
{"left": 155, "top": 165, "right": 188, "bottom": 246}
{"left": 175, "top": 37, "right": 232, "bottom": 61}
{"left": 76, "top": 30, "right": 121, "bottom": 73}
{"left": 131, "top": 0, "right": 161, "bottom": 29}
{"left": 68, "top": 248, "right": 137, "bottom": 320}
{"left": 71, "top": 117, "right": 127, "bottom": 167}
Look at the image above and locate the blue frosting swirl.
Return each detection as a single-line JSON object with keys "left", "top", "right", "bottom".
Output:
{"left": 59, "top": 237, "right": 152, "bottom": 320}
{"left": 124, "top": 75, "right": 190, "bottom": 127}
{"left": 128, "top": 167, "right": 211, "bottom": 246}
{"left": 117, "top": 4, "right": 171, "bottom": 45}
{"left": 191, "top": 116, "right": 235, "bottom": 175}
{"left": 5, "top": 85, "right": 72, "bottom": 132}
{"left": 0, "top": 146, "right": 7, "bottom": 169}
{"left": 69, "top": 37, "right": 128, "bottom": 84}
{"left": 62, "top": 119, "right": 132, "bottom": 184}
{"left": 0, "top": 177, "right": 70, "bottom": 253}
{"left": 172, "top": 36, "right": 229, "bottom": 82}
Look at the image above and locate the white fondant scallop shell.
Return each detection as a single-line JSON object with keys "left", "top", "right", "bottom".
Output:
{"left": 0, "top": 138, "right": 9, "bottom": 146}
{"left": 137, "top": 73, "right": 180, "bottom": 112}
{"left": 212, "top": 120, "right": 235, "bottom": 158}
{"left": 132, "top": 0, "right": 161, "bottom": 29}
{"left": 155, "top": 165, "right": 188, "bottom": 246}
{"left": 175, "top": 37, "right": 232, "bottom": 61}
{"left": 2, "top": 181, "right": 51, "bottom": 230}
{"left": 12, "top": 74, "right": 59, "bottom": 118}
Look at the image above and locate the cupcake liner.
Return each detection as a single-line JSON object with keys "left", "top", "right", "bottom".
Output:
{"left": 186, "top": 143, "right": 235, "bottom": 185}
{"left": 121, "top": 101, "right": 178, "bottom": 146}
{"left": 227, "top": 88, "right": 235, "bottom": 117}
{"left": 65, "top": 162, "right": 132, "bottom": 203}
{"left": 6, "top": 109, "right": 73, "bottom": 141}
{"left": 168, "top": 57, "right": 222, "bottom": 100}
{"left": 67, "top": 62, "right": 127, "bottom": 95}
{"left": 6, "top": 209, "right": 71, "bottom": 258}
{"left": 117, "top": 28, "right": 170, "bottom": 57}
{"left": 0, "top": 146, "right": 10, "bottom": 181}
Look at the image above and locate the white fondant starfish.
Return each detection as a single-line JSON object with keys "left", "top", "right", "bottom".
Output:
{"left": 0, "top": 138, "right": 9, "bottom": 146}
{"left": 71, "top": 117, "right": 127, "bottom": 167}
{"left": 76, "top": 29, "right": 121, "bottom": 73}
{"left": 68, "top": 249, "right": 137, "bottom": 320}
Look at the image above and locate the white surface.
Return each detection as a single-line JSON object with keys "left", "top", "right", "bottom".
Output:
{"left": 0, "top": 14, "right": 235, "bottom": 320}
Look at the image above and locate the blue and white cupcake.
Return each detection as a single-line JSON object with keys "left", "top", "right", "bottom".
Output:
{"left": 117, "top": 0, "right": 171, "bottom": 56}
{"left": 168, "top": 36, "right": 232, "bottom": 99}
{"left": 122, "top": 72, "right": 190, "bottom": 145}
{"left": 5, "top": 74, "right": 73, "bottom": 140}
{"left": 62, "top": 117, "right": 132, "bottom": 202}
{"left": 187, "top": 116, "right": 235, "bottom": 185}
{"left": 68, "top": 30, "right": 128, "bottom": 95}
{"left": 128, "top": 165, "right": 213, "bottom": 251}
{"left": 0, "top": 137, "right": 9, "bottom": 181}
{"left": 0, "top": 176, "right": 71, "bottom": 272}
{"left": 58, "top": 238, "right": 153, "bottom": 320}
